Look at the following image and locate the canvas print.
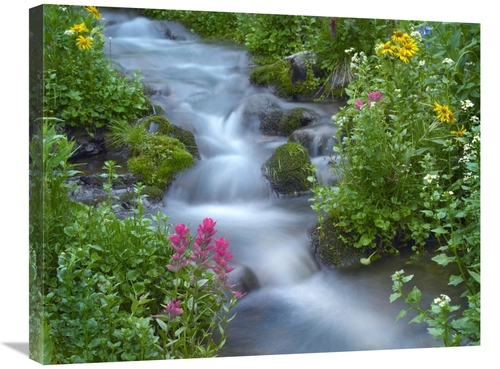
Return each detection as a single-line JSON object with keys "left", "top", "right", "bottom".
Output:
{"left": 29, "top": 4, "right": 480, "bottom": 364}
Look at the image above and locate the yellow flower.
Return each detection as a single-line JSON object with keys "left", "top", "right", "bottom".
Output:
{"left": 376, "top": 41, "right": 397, "bottom": 56}
{"left": 396, "top": 47, "right": 411, "bottom": 63}
{"left": 70, "top": 22, "right": 89, "bottom": 34}
{"left": 433, "top": 102, "right": 457, "bottom": 124}
{"left": 76, "top": 35, "right": 93, "bottom": 50}
{"left": 83, "top": 6, "right": 102, "bottom": 20}
{"left": 451, "top": 125, "right": 467, "bottom": 137}
{"left": 401, "top": 37, "right": 419, "bottom": 57}
{"left": 391, "top": 30, "right": 406, "bottom": 44}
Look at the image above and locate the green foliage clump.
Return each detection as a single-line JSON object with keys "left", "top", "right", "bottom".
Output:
{"left": 29, "top": 125, "right": 240, "bottom": 363}
{"left": 107, "top": 116, "right": 197, "bottom": 189}
{"left": 127, "top": 134, "right": 194, "bottom": 190}
{"left": 309, "top": 21, "right": 480, "bottom": 345}
{"left": 263, "top": 142, "right": 312, "bottom": 195}
{"left": 43, "top": 5, "right": 151, "bottom": 132}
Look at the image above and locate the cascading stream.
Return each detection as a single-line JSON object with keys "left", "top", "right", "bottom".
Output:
{"left": 100, "top": 8, "right": 455, "bottom": 356}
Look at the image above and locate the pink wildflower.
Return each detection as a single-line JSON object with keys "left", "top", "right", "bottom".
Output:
{"left": 212, "top": 237, "right": 235, "bottom": 286}
{"left": 190, "top": 218, "right": 217, "bottom": 271}
{"left": 354, "top": 99, "right": 364, "bottom": 110}
{"left": 166, "top": 223, "right": 190, "bottom": 272}
{"left": 162, "top": 300, "right": 183, "bottom": 320}
{"left": 368, "top": 91, "right": 383, "bottom": 102}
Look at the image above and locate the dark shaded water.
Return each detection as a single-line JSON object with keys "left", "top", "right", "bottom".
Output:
{"left": 97, "top": 8, "right": 462, "bottom": 356}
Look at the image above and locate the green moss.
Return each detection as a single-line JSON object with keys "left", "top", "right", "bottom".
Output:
{"left": 127, "top": 134, "right": 194, "bottom": 190}
{"left": 249, "top": 59, "right": 319, "bottom": 100}
{"left": 262, "top": 141, "right": 312, "bottom": 195}
{"left": 169, "top": 125, "right": 200, "bottom": 159}
{"left": 142, "top": 115, "right": 173, "bottom": 135}
{"left": 278, "top": 107, "right": 310, "bottom": 136}
{"left": 142, "top": 185, "right": 165, "bottom": 202}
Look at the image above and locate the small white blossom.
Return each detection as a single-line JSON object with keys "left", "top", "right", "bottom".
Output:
{"left": 434, "top": 294, "right": 451, "bottom": 308}
{"left": 418, "top": 60, "right": 425, "bottom": 67}
{"left": 410, "top": 31, "right": 423, "bottom": 41}
{"left": 470, "top": 116, "right": 480, "bottom": 124}
{"left": 424, "top": 174, "right": 438, "bottom": 184}
{"left": 442, "top": 58, "right": 454, "bottom": 64}
{"left": 460, "top": 100, "right": 474, "bottom": 111}
{"left": 64, "top": 30, "right": 75, "bottom": 35}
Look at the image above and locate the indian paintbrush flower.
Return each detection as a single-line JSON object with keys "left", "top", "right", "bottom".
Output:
{"left": 166, "top": 223, "right": 190, "bottom": 272}
{"left": 190, "top": 218, "right": 217, "bottom": 271}
{"left": 354, "top": 100, "right": 364, "bottom": 110}
{"left": 212, "top": 237, "right": 235, "bottom": 287}
{"left": 162, "top": 300, "right": 183, "bottom": 320}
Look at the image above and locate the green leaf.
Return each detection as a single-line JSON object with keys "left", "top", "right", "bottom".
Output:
{"left": 432, "top": 253, "right": 455, "bottom": 266}
{"left": 431, "top": 226, "right": 448, "bottom": 235}
{"left": 469, "top": 270, "right": 481, "bottom": 284}
{"left": 126, "top": 269, "right": 140, "bottom": 281}
{"left": 359, "top": 234, "right": 373, "bottom": 246}
{"left": 360, "top": 258, "right": 371, "bottom": 265}
{"left": 389, "top": 292, "right": 401, "bottom": 303}
{"left": 395, "top": 308, "right": 408, "bottom": 322}
{"left": 175, "top": 326, "right": 186, "bottom": 337}
{"left": 409, "top": 311, "right": 427, "bottom": 324}
{"left": 448, "top": 274, "right": 463, "bottom": 286}
{"left": 407, "top": 286, "right": 422, "bottom": 303}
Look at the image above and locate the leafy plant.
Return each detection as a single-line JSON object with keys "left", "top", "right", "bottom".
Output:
{"left": 43, "top": 5, "right": 151, "bottom": 132}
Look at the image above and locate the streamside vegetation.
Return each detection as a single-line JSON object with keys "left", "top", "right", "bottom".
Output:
{"left": 30, "top": 5, "right": 480, "bottom": 363}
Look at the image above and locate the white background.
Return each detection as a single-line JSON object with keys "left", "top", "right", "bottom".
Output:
{"left": 3, "top": 1, "right": 496, "bottom": 368}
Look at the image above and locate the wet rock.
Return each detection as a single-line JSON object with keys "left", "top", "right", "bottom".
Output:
{"left": 262, "top": 142, "right": 312, "bottom": 197}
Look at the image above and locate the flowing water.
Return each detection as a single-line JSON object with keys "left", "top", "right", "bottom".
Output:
{"left": 100, "top": 8, "right": 460, "bottom": 356}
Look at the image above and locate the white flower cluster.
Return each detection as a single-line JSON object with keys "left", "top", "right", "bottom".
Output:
{"left": 424, "top": 173, "right": 439, "bottom": 184}
{"left": 335, "top": 114, "right": 347, "bottom": 129}
{"left": 434, "top": 294, "right": 451, "bottom": 308}
{"left": 410, "top": 31, "right": 423, "bottom": 41}
{"left": 344, "top": 47, "right": 355, "bottom": 54}
{"left": 442, "top": 58, "right": 454, "bottom": 64}
{"left": 64, "top": 30, "right": 75, "bottom": 35}
{"left": 460, "top": 100, "right": 474, "bottom": 111}
{"left": 350, "top": 51, "right": 367, "bottom": 70}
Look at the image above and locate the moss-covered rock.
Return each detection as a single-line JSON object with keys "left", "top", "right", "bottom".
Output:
{"left": 308, "top": 216, "right": 370, "bottom": 269}
{"left": 262, "top": 141, "right": 312, "bottom": 196}
{"left": 169, "top": 124, "right": 200, "bottom": 160}
{"left": 127, "top": 134, "right": 194, "bottom": 190}
{"left": 278, "top": 107, "right": 320, "bottom": 136}
{"left": 249, "top": 59, "right": 319, "bottom": 100}
{"left": 142, "top": 115, "right": 173, "bottom": 135}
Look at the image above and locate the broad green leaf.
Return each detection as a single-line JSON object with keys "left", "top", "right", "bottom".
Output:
{"left": 395, "top": 308, "right": 408, "bottom": 322}
{"left": 432, "top": 253, "right": 455, "bottom": 266}
{"left": 469, "top": 270, "right": 481, "bottom": 283}
{"left": 407, "top": 286, "right": 422, "bottom": 303}
{"left": 389, "top": 292, "right": 401, "bottom": 303}
{"left": 126, "top": 269, "right": 140, "bottom": 281}
{"left": 448, "top": 274, "right": 463, "bottom": 286}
